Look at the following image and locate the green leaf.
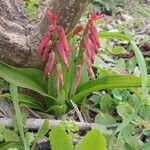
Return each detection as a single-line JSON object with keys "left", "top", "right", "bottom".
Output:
{"left": 72, "top": 75, "right": 150, "bottom": 103}
{"left": 130, "top": 41, "right": 147, "bottom": 96}
{"left": 31, "top": 120, "right": 49, "bottom": 150}
{"left": 0, "top": 93, "right": 45, "bottom": 111}
{"left": 110, "top": 46, "right": 126, "bottom": 55}
{"left": 95, "top": 113, "right": 116, "bottom": 126}
{"left": 0, "top": 124, "right": 6, "bottom": 134}
{"left": 49, "top": 125, "right": 74, "bottom": 150}
{"left": 10, "top": 84, "right": 29, "bottom": 150}
{"left": 46, "top": 104, "right": 67, "bottom": 117}
{"left": 100, "top": 94, "right": 113, "bottom": 111}
{"left": 99, "top": 31, "right": 147, "bottom": 97}
{"left": 25, "top": 132, "right": 35, "bottom": 146}
{"left": 80, "top": 129, "right": 107, "bottom": 150}
{"left": 34, "top": 120, "right": 49, "bottom": 142}
{"left": 3, "top": 129, "right": 20, "bottom": 142}
{"left": 117, "top": 102, "right": 134, "bottom": 120}
{"left": 0, "top": 61, "right": 55, "bottom": 100}
{"left": 99, "top": 31, "right": 132, "bottom": 41}
{"left": 0, "top": 142, "right": 23, "bottom": 150}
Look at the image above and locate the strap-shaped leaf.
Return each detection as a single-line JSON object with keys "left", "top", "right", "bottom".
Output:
{"left": 72, "top": 75, "right": 150, "bottom": 103}
{"left": 0, "top": 61, "right": 55, "bottom": 100}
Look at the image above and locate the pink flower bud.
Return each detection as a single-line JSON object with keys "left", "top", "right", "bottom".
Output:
{"left": 56, "top": 41, "right": 70, "bottom": 70}
{"left": 57, "top": 26, "right": 70, "bottom": 54}
{"left": 42, "top": 41, "right": 52, "bottom": 62}
{"left": 56, "top": 63, "right": 64, "bottom": 86}
{"left": 72, "top": 24, "right": 84, "bottom": 36}
{"left": 37, "top": 32, "right": 51, "bottom": 54}
{"left": 75, "top": 65, "right": 81, "bottom": 86}
{"left": 83, "top": 52, "right": 95, "bottom": 80}
{"left": 47, "top": 10, "right": 58, "bottom": 25}
{"left": 44, "top": 52, "right": 55, "bottom": 76}
{"left": 90, "top": 26, "right": 100, "bottom": 48}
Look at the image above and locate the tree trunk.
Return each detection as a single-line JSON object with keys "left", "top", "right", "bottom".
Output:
{"left": 0, "top": 0, "right": 92, "bottom": 69}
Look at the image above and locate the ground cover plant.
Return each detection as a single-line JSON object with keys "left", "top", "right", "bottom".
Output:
{"left": 0, "top": 0, "right": 150, "bottom": 149}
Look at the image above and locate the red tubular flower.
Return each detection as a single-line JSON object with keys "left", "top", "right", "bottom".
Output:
{"left": 83, "top": 35, "right": 95, "bottom": 61}
{"left": 75, "top": 65, "right": 81, "bottom": 86}
{"left": 57, "top": 26, "right": 70, "bottom": 54}
{"left": 47, "top": 10, "right": 58, "bottom": 25}
{"left": 37, "top": 32, "right": 51, "bottom": 54}
{"left": 72, "top": 24, "right": 84, "bottom": 36}
{"left": 56, "top": 63, "right": 64, "bottom": 86}
{"left": 42, "top": 41, "right": 52, "bottom": 62}
{"left": 83, "top": 52, "right": 95, "bottom": 80}
{"left": 44, "top": 52, "right": 55, "bottom": 76}
{"left": 56, "top": 41, "right": 70, "bottom": 70}
{"left": 89, "top": 33, "right": 99, "bottom": 53}
{"left": 83, "top": 36, "right": 91, "bottom": 59}
{"left": 90, "top": 26, "right": 100, "bottom": 48}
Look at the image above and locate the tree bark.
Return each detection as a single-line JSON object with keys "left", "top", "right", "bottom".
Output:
{"left": 0, "top": 0, "right": 92, "bottom": 68}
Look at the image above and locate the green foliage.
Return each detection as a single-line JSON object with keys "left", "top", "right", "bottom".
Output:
{"left": 72, "top": 75, "right": 150, "bottom": 103}
{"left": 10, "top": 84, "right": 29, "bottom": 150}
{"left": 49, "top": 125, "right": 74, "bottom": 150}
{"left": 23, "top": 0, "right": 38, "bottom": 18}
{"left": 3, "top": 129, "right": 20, "bottom": 142}
{"left": 31, "top": 120, "right": 49, "bottom": 149}
{"left": 79, "top": 129, "right": 107, "bottom": 150}
{"left": 0, "top": 61, "right": 54, "bottom": 99}
{"left": 95, "top": 113, "right": 116, "bottom": 125}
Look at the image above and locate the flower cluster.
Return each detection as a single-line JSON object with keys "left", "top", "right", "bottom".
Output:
{"left": 37, "top": 10, "right": 71, "bottom": 85}
{"left": 37, "top": 10, "right": 102, "bottom": 87}
{"left": 73, "top": 12, "right": 103, "bottom": 80}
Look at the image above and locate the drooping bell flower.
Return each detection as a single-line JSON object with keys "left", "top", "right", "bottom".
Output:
{"left": 47, "top": 10, "right": 58, "bottom": 25}
{"left": 57, "top": 26, "right": 70, "bottom": 54}
{"left": 90, "top": 26, "right": 100, "bottom": 48}
{"left": 44, "top": 52, "right": 55, "bottom": 76}
{"left": 37, "top": 32, "right": 51, "bottom": 54}
{"left": 72, "top": 24, "right": 84, "bottom": 36}
{"left": 56, "top": 41, "right": 70, "bottom": 70}
{"left": 75, "top": 65, "right": 81, "bottom": 86}
{"left": 83, "top": 52, "right": 95, "bottom": 80}
{"left": 42, "top": 40, "right": 52, "bottom": 62}
{"left": 56, "top": 63, "right": 64, "bottom": 86}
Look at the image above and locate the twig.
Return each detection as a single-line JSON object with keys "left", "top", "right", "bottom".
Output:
{"left": 0, "top": 118, "right": 91, "bottom": 131}
{"left": 0, "top": 118, "right": 119, "bottom": 131}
